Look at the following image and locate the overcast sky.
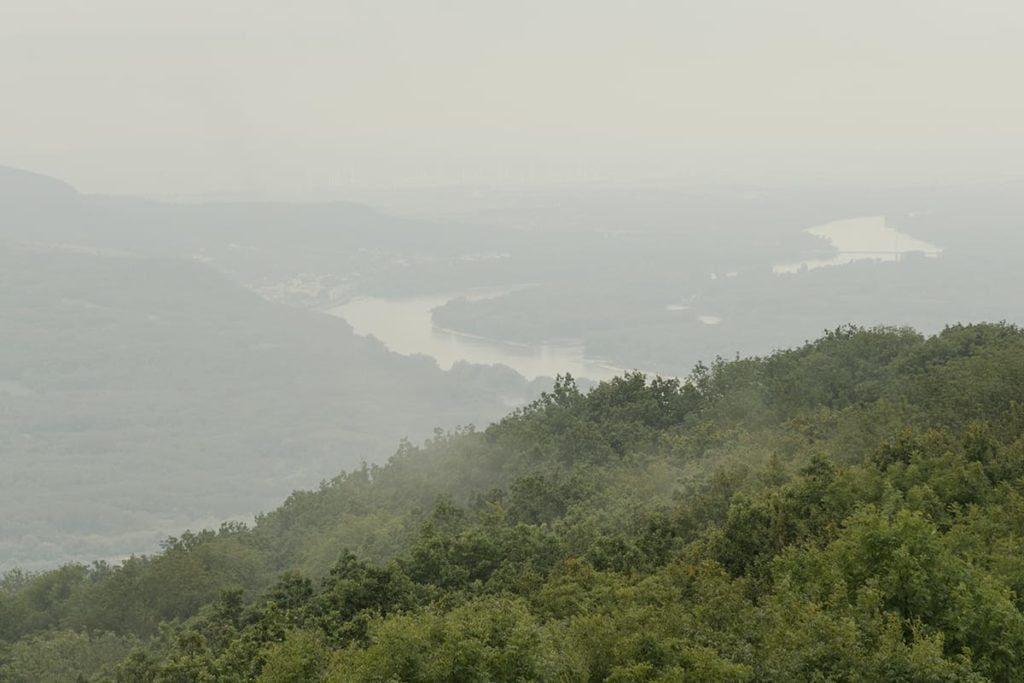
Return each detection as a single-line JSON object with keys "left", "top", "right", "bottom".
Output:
{"left": 2, "top": 1, "right": 1022, "bottom": 198}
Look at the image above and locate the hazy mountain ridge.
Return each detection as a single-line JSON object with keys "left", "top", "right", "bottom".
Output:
{"left": 5, "top": 164, "right": 1024, "bottom": 569}
{"left": 0, "top": 172, "right": 551, "bottom": 568}
{"left": 8, "top": 166, "right": 1024, "bottom": 381}
{"left": 5, "top": 2, "right": 1023, "bottom": 677}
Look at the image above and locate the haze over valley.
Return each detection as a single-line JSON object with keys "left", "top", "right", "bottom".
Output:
{"left": 4, "top": 2, "right": 1024, "bottom": 679}
{"left": 4, "top": 164, "right": 1023, "bottom": 570}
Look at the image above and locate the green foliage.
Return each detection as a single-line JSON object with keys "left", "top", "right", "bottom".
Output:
{"left": 257, "top": 629, "right": 329, "bottom": 683}
{"left": 8, "top": 323, "right": 1024, "bottom": 680}
{"left": 327, "top": 596, "right": 580, "bottom": 682}
{"left": 0, "top": 629, "right": 139, "bottom": 682}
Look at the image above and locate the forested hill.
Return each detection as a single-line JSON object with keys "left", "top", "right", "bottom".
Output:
{"left": 6, "top": 323, "right": 1024, "bottom": 681}
{"left": 0, "top": 240, "right": 545, "bottom": 569}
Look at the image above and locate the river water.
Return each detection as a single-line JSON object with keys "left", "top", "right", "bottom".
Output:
{"left": 329, "top": 216, "right": 941, "bottom": 381}
{"left": 773, "top": 216, "right": 942, "bottom": 274}
{"left": 327, "top": 286, "right": 624, "bottom": 381}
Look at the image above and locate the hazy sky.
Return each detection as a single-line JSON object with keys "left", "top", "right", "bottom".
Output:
{"left": 2, "top": 1, "right": 1023, "bottom": 198}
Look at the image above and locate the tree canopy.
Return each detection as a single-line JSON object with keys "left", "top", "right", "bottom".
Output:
{"left": 5, "top": 323, "right": 1024, "bottom": 680}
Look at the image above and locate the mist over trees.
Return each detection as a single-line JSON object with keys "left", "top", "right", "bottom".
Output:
{"left": 4, "top": 0, "right": 1024, "bottom": 678}
{"left": 5, "top": 324, "right": 1024, "bottom": 679}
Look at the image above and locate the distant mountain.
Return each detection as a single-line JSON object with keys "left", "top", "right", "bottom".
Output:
{"left": 5, "top": 162, "right": 1023, "bottom": 572}
{"left": 0, "top": 179, "right": 546, "bottom": 568}
{"left": 0, "top": 165, "right": 79, "bottom": 203}
{"left": 0, "top": 166, "right": 526, "bottom": 305}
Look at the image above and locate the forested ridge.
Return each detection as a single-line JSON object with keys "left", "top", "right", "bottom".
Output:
{"left": 6, "top": 323, "right": 1024, "bottom": 681}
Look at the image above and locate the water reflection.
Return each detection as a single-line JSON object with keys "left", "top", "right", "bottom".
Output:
{"left": 774, "top": 216, "right": 942, "bottom": 274}
{"left": 328, "top": 287, "right": 624, "bottom": 381}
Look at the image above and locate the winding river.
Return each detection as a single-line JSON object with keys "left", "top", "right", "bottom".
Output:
{"left": 328, "top": 287, "right": 624, "bottom": 381}
{"left": 774, "top": 215, "right": 942, "bottom": 274}
{"left": 328, "top": 216, "right": 941, "bottom": 381}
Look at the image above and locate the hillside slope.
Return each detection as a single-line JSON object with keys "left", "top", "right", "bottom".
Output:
{"left": 0, "top": 241, "right": 543, "bottom": 569}
{"left": 4, "top": 323, "right": 1024, "bottom": 680}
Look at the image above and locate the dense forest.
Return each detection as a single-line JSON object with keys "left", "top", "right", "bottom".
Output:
{"left": 6, "top": 322, "right": 1024, "bottom": 680}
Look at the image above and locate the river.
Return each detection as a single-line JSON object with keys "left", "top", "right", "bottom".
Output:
{"left": 327, "top": 286, "right": 624, "bottom": 381}
{"left": 773, "top": 216, "right": 942, "bottom": 274}
{"left": 329, "top": 216, "right": 940, "bottom": 381}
